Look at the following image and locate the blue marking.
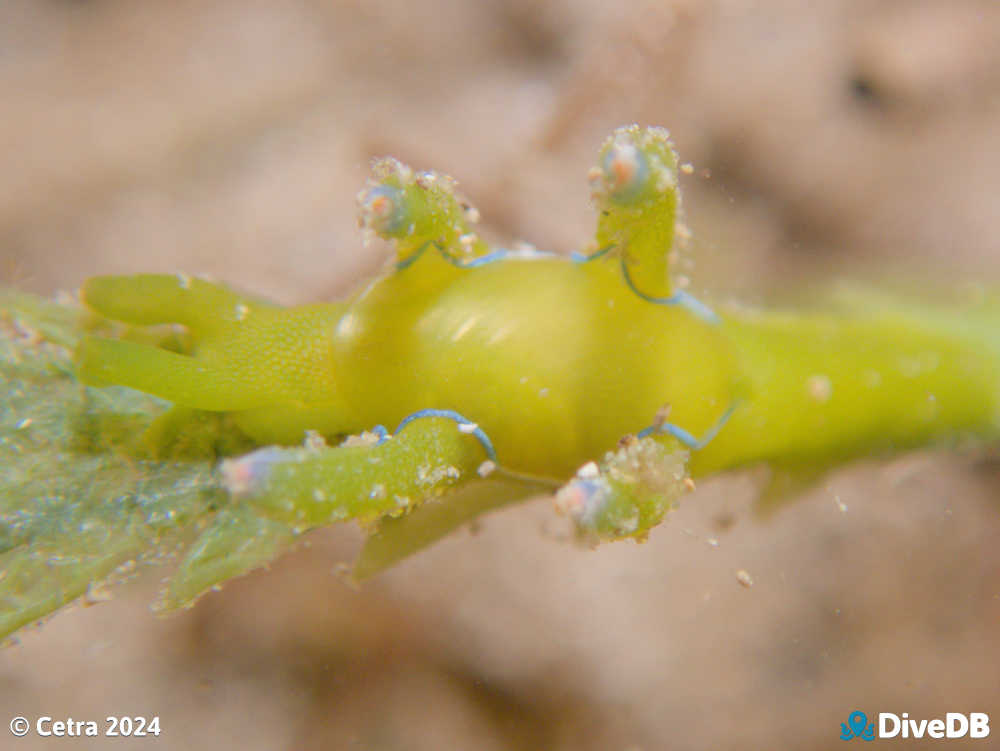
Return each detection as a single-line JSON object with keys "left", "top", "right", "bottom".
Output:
{"left": 364, "top": 185, "right": 408, "bottom": 234}
{"left": 440, "top": 248, "right": 509, "bottom": 268}
{"left": 570, "top": 243, "right": 721, "bottom": 325}
{"left": 637, "top": 402, "right": 737, "bottom": 450}
{"left": 371, "top": 424, "right": 390, "bottom": 444}
{"left": 394, "top": 241, "right": 432, "bottom": 271}
{"left": 396, "top": 242, "right": 508, "bottom": 271}
{"left": 620, "top": 260, "right": 721, "bottom": 325}
{"left": 221, "top": 446, "right": 289, "bottom": 497}
{"left": 601, "top": 143, "right": 650, "bottom": 204}
{"left": 397, "top": 242, "right": 558, "bottom": 272}
{"left": 393, "top": 408, "right": 497, "bottom": 461}
{"left": 571, "top": 244, "right": 614, "bottom": 263}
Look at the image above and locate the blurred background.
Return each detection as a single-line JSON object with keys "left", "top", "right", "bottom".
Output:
{"left": 2, "top": 0, "right": 999, "bottom": 748}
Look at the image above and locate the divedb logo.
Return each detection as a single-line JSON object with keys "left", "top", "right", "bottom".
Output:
{"left": 841, "top": 710, "right": 990, "bottom": 741}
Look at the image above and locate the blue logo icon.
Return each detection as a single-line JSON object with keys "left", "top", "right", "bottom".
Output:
{"left": 841, "top": 711, "right": 875, "bottom": 741}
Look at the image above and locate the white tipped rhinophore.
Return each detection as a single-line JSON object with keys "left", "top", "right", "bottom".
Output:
{"left": 220, "top": 447, "right": 289, "bottom": 497}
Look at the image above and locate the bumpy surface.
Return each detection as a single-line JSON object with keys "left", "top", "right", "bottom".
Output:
{"left": 5, "top": 125, "right": 1000, "bottom": 644}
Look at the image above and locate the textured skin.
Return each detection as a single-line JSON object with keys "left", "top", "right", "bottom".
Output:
{"left": 75, "top": 125, "right": 1000, "bottom": 551}
{"left": 77, "top": 252, "right": 738, "bottom": 481}
{"left": 77, "top": 257, "right": 1000, "bottom": 483}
